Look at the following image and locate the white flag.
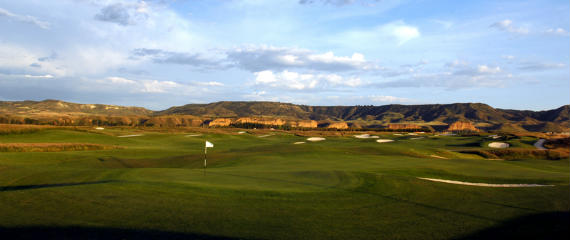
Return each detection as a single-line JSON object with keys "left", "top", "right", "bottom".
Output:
{"left": 205, "top": 141, "right": 214, "bottom": 148}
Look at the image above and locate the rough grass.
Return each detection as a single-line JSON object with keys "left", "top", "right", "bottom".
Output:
{"left": 0, "top": 143, "right": 121, "bottom": 152}
{"left": 459, "top": 148, "right": 568, "bottom": 160}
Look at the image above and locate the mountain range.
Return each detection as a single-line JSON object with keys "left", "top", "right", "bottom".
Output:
{"left": 0, "top": 100, "right": 568, "bottom": 132}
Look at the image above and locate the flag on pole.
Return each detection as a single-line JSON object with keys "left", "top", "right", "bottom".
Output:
{"left": 204, "top": 141, "right": 214, "bottom": 169}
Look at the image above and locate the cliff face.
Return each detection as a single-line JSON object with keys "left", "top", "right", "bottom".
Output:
{"left": 326, "top": 122, "right": 349, "bottom": 129}
{"left": 290, "top": 120, "right": 318, "bottom": 128}
{"left": 208, "top": 118, "right": 232, "bottom": 127}
{"left": 386, "top": 124, "right": 421, "bottom": 130}
{"left": 447, "top": 121, "right": 478, "bottom": 132}
{"left": 235, "top": 117, "right": 286, "bottom": 126}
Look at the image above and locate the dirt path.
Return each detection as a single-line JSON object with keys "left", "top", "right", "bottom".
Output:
{"left": 418, "top": 177, "right": 554, "bottom": 187}
{"left": 534, "top": 139, "right": 546, "bottom": 150}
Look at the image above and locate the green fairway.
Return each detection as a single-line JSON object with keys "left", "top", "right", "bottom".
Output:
{"left": 0, "top": 128, "right": 568, "bottom": 239}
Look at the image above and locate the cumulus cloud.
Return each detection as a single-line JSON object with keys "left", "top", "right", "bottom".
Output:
{"left": 227, "top": 46, "right": 379, "bottom": 72}
{"left": 369, "top": 95, "right": 411, "bottom": 103}
{"left": 253, "top": 70, "right": 362, "bottom": 90}
{"left": 99, "top": 76, "right": 186, "bottom": 93}
{"left": 389, "top": 24, "right": 420, "bottom": 45}
{"left": 0, "top": 7, "right": 50, "bottom": 29}
{"left": 94, "top": 2, "right": 149, "bottom": 26}
{"left": 490, "top": 19, "right": 529, "bottom": 34}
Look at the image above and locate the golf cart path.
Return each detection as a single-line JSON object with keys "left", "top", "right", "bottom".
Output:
{"left": 418, "top": 177, "right": 554, "bottom": 187}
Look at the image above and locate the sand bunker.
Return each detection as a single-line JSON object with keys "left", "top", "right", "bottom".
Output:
{"left": 376, "top": 139, "right": 394, "bottom": 143}
{"left": 354, "top": 134, "right": 380, "bottom": 139}
{"left": 185, "top": 134, "right": 202, "bottom": 137}
{"left": 430, "top": 155, "right": 448, "bottom": 159}
{"left": 258, "top": 134, "right": 274, "bottom": 138}
{"left": 534, "top": 139, "right": 546, "bottom": 150}
{"left": 488, "top": 142, "right": 509, "bottom": 148}
{"left": 354, "top": 134, "right": 371, "bottom": 138}
{"left": 418, "top": 177, "right": 553, "bottom": 187}
{"left": 307, "top": 137, "right": 326, "bottom": 142}
{"left": 393, "top": 134, "right": 403, "bottom": 136}
{"left": 410, "top": 137, "right": 425, "bottom": 140}
{"left": 238, "top": 131, "right": 247, "bottom": 134}
{"left": 95, "top": 127, "right": 104, "bottom": 130}
{"left": 408, "top": 133, "right": 418, "bottom": 136}
{"left": 117, "top": 134, "right": 143, "bottom": 138}
{"left": 293, "top": 142, "right": 306, "bottom": 144}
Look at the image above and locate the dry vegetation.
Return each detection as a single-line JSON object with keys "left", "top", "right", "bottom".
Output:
{"left": 0, "top": 143, "right": 121, "bottom": 152}
{"left": 0, "top": 124, "right": 54, "bottom": 135}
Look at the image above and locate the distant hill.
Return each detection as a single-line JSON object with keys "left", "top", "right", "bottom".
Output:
{"left": 0, "top": 99, "right": 152, "bottom": 116}
{"left": 0, "top": 99, "right": 568, "bottom": 132}
{"left": 160, "top": 101, "right": 569, "bottom": 124}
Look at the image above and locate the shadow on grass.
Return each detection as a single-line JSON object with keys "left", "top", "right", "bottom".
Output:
{"left": 0, "top": 180, "right": 118, "bottom": 192}
{"left": 0, "top": 226, "right": 245, "bottom": 240}
{"left": 455, "top": 211, "right": 569, "bottom": 240}
{"left": 197, "top": 170, "right": 498, "bottom": 222}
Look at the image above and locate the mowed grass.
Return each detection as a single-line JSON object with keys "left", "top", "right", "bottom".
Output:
{"left": 0, "top": 128, "right": 568, "bottom": 239}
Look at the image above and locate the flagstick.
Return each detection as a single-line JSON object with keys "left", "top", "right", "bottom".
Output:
{"left": 204, "top": 145, "right": 207, "bottom": 175}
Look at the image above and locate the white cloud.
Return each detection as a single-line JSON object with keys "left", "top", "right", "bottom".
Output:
{"left": 477, "top": 65, "right": 501, "bottom": 74}
{"left": 228, "top": 46, "right": 378, "bottom": 72}
{"left": 142, "top": 80, "right": 178, "bottom": 93}
{"left": 98, "top": 76, "right": 191, "bottom": 94}
{"left": 546, "top": 28, "right": 569, "bottom": 36}
{"left": 24, "top": 74, "right": 54, "bottom": 79}
{"left": 490, "top": 19, "right": 529, "bottom": 34}
{"left": 0, "top": 7, "right": 50, "bottom": 29}
{"left": 106, "top": 76, "right": 137, "bottom": 84}
{"left": 390, "top": 24, "right": 420, "bottom": 45}
{"left": 340, "top": 21, "right": 420, "bottom": 47}
{"left": 369, "top": 95, "right": 411, "bottom": 103}
{"left": 253, "top": 70, "right": 362, "bottom": 90}
{"left": 0, "top": 44, "right": 66, "bottom": 77}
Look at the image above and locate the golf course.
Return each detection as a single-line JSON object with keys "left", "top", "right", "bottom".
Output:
{"left": 0, "top": 126, "right": 568, "bottom": 239}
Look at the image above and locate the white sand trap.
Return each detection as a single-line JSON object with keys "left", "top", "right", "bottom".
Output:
{"left": 95, "top": 127, "right": 104, "bottom": 130}
{"left": 294, "top": 142, "right": 306, "bottom": 144}
{"left": 430, "top": 155, "right": 448, "bottom": 159}
{"left": 534, "top": 139, "right": 546, "bottom": 150}
{"left": 408, "top": 133, "right": 418, "bottom": 136}
{"left": 410, "top": 137, "right": 425, "bottom": 140}
{"left": 393, "top": 133, "right": 403, "bottom": 136}
{"left": 258, "top": 134, "right": 274, "bottom": 138}
{"left": 354, "top": 134, "right": 371, "bottom": 138}
{"left": 118, "top": 134, "right": 143, "bottom": 138}
{"left": 376, "top": 139, "right": 394, "bottom": 143}
{"left": 370, "top": 136, "right": 380, "bottom": 138}
{"left": 418, "top": 177, "right": 554, "bottom": 187}
{"left": 307, "top": 137, "right": 326, "bottom": 142}
{"left": 238, "top": 131, "right": 247, "bottom": 134}
{"left": 185, "top": 134, "right": 202, "bottom": 137}
{"left": 488, "top": 142, "right": 509, "bottom": 148}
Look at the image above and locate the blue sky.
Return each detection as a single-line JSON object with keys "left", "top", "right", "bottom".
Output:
{"left": 0, "top": 0, "right": 568, "bottom": 110}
